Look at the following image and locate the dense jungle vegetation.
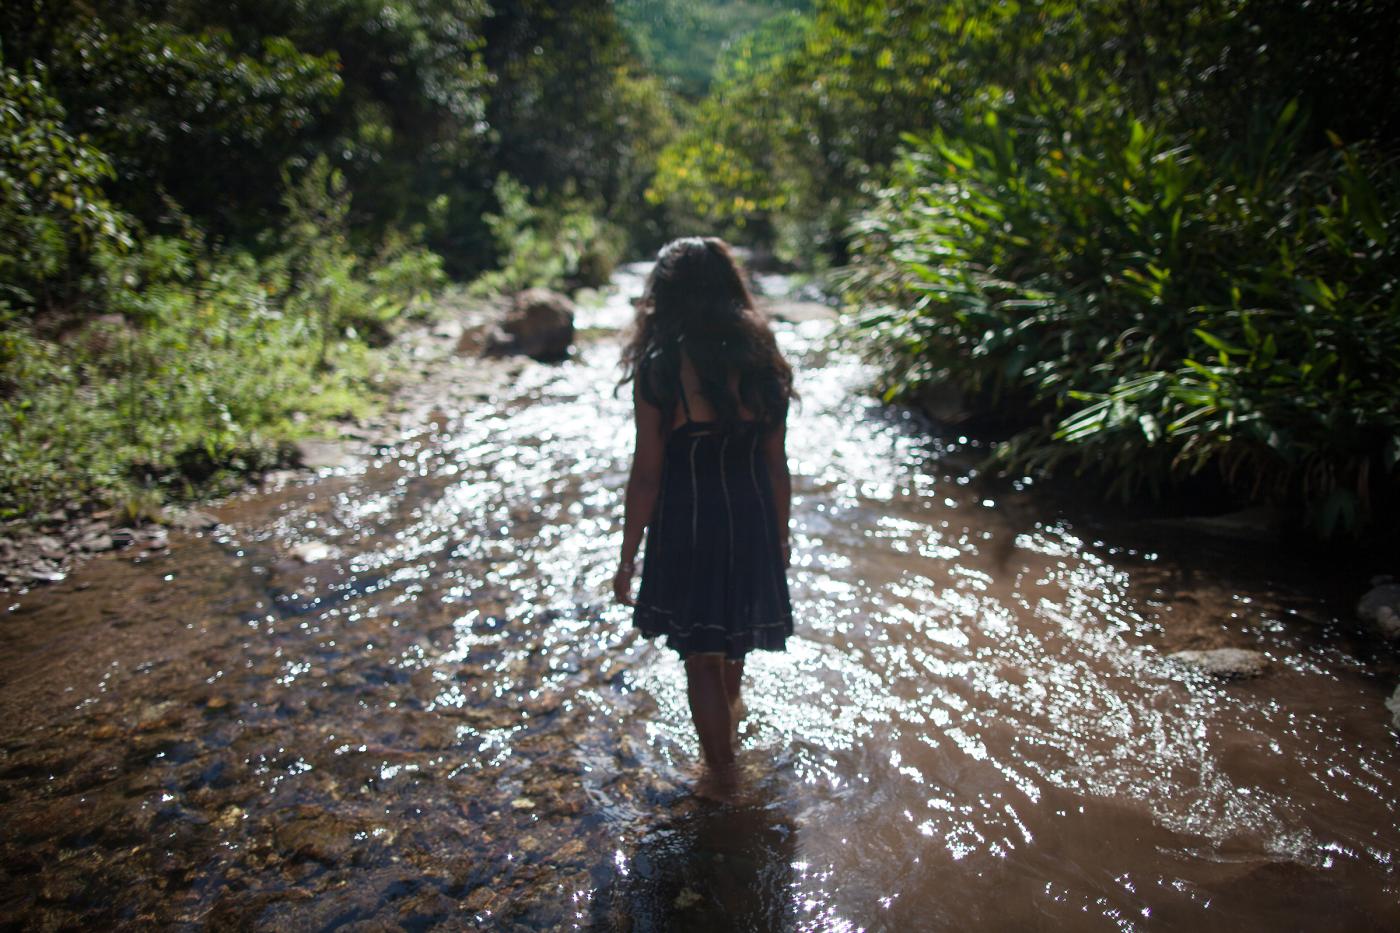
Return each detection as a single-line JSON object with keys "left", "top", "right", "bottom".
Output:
{"left": 3, "top": 0, "right": 1397, "bottom": 536}
{"left": 651, "top": 0, "right": 1399, "bottom": 535}
{"left": 1, "top": 0, "right": 678, "bottom": 516}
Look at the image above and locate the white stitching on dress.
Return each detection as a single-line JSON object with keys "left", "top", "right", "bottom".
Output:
{"left": 689, "top": 436, "right": 699, "bottom": 544}
{"left": 720, "top": 435, "right": 733, "bottom": 575}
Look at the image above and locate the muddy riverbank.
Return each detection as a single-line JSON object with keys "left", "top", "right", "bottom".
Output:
{"left": 3, "top": 264, "right": 1399, "bottom": 930}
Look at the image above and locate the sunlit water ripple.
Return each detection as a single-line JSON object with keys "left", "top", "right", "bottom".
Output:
{"left": 1, "top": 262, "right": 1397, "bottom": 930}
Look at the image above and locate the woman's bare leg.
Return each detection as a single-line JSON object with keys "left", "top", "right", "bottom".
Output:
{"left": 724, "top": 658, "right": 745, "bottom": 732}
{"left": 684, "top": 654, "right": 734, "bottom": 767}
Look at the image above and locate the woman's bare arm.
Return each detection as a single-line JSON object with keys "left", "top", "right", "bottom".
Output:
{"left": 762, "top": 418, "right": 792, "bottom": 566}
{"left": 615, "top": 381, "right": 666, "bottom": 604}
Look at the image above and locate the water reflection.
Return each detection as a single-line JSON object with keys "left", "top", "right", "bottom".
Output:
{"left": 591, "top": 781, "right": 799, "bottom": 931}
{"left": 0, "top": 263, "right": 1397, "bottom": 929}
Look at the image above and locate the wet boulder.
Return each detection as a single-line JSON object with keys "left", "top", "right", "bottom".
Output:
{"left": 1357, "top": 583, "right": 1400, "bottom": 640}
{"left": 488, "top": 288, "right": 575, "bottom": 361}
{"left": 1167, "top": 647, "right": 1270, "bottom": 679}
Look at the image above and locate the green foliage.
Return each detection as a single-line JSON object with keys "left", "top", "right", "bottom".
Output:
{"left": 1, "top": 0, "right": 501, "bottom": 249}
{"left": 469, "top": 174, "right": 624, "bottom": 296}
{"left": 648, "top": 0, "right": 1400, "bottom": 532}
{"left": 653, "top": 0, "right": 1400, "bottom": 257}
{"left": 0, "top": 0, "right": 667, "bottom": 521}
{"left": 477, "top": 0, "right": 678, "bottom": 261}
{"left": 0, "top": 158, "right": 445, "bottom": 520}
{"left": 648, "top": 0, "right": 1035, "bottom": 257}
{"left": 277, "top": 156, "right": 443, "bottom": 353}
{"left": 0, "top": 64, "right": 133, "bottom": 310}
{"left": 616, "top": 0, "right": 811, "bottom": 98}
{"left": 843, "top": 91, "right": 1400, "bottom": 534}
{"left": 5, "top": 3, "right": 348, "bottom": 237}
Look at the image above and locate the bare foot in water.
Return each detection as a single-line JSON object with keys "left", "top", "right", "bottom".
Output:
{"left": 692, "top": 760, "right": 742, "bottom": 803}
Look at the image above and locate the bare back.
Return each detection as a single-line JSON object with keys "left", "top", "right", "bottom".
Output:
{"left": 671, "top": 352, "right": 760, "bottom": 429}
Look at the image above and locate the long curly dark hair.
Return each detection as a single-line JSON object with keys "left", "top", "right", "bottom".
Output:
{"left": 618, "top": 237, "right": 796, "bottom": 428}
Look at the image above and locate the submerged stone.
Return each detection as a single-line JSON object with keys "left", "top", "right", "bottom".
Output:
{"left": 288, "top": 540, "right": 336, "bottom": 563}
{"left": 1167, "top": 647, "right": 1270, "bottom": 678}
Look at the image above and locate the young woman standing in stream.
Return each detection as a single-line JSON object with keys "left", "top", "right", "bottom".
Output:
{"left": 613, "top": 236, "right": 797, "bottom": 782}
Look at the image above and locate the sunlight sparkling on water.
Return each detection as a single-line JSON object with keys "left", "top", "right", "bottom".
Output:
{"left": 1, "top": 265, "right": 1397, "bottom": 930}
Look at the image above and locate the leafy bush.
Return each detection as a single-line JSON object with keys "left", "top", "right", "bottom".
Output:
{"left": 277, "top": 157, "right": 444, "bottom": 352}
{"left": 0, "top": 156, "right": 446, "bottom": 520}
{"left": 0, "top": 0, "right": 673, "bottom": 522}
{"left": 648, "top": 0, "right": 1400, "bottom": 533}
{"left": 0, "top": 64, "right": 133, "bottom": 311}
{"left": 469, "top": 174, "right": 625, "bottom": 295}
{"left": 842, "top": 94, "right": 1400, "bottom": 533}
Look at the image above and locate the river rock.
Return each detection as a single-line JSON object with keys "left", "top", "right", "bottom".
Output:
{"left": 490, "top": 289, "right": 575, "bottom": 361}
{"left": 27, "top": 564, "right": 66, "bottom": 583}
{"left": 274, "top": 812, "right": 359, "bottom": 864}
{"left": 1167, "top": 647, "right": 1270, "bottom": 678}
{"left": 432, "top": 318, "right": 465, "bottom": 342}
{"left": 288, "top": 540, "right": 336, "bottom": 563}
{"left": 294, "top": 439, "right": 351, "bottom": 470}
{"left": 1357, "top": 583, "right": 1400, "bottom": 640}
{"left": 165, "top": 508, "right": 220, "bottom": 531}
{"left": 1387, "top": 685, "right": 1400, "bottom": 731}
{"left": 134, "top": 699, "right": 182, "bottom": 732}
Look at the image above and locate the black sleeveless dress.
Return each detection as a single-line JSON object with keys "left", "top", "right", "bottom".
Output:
{"left": 633, "top": 373, "right": 794, "bottom": 660}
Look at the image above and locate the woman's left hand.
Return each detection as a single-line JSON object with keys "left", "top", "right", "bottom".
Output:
{"left": 613, "top": 563, "right": 636, "bottom": 606}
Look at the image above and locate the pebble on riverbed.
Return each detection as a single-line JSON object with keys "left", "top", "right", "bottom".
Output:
{"left": 288, "top": 540, "right": 338, "bottom": 563}
{"left": 0, "top": 513, "right": 173, "bottom": 590}
{"left": 1166, "top": 647, "right": 1270, "bottom": 679}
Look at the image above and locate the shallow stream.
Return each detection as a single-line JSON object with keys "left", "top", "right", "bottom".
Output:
{"left": 2, "top": 265, "right": 1397, "bottom": 930}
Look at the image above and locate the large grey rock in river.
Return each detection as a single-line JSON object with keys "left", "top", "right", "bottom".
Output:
{"left": 1358, "top": 583, "right": 1400, "bottom": 640}
{"left": 490, "top": 288, "right": 575, "bottom": 361}
{"left": 1167, "top": 647, "right": 1270, "bottom": 679}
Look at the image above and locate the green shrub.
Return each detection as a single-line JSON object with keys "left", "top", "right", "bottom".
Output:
{"left": 842, "top": 94, "right": 1400, "bottom": 533}
{"left": 0, "top": 63, "right": 133, "bottom": 311}
{"left": 0, "top": 158, "right": 446, "bottom": 521}
{"left": 469, "top": 173, "right": 624, "bottom": 295}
